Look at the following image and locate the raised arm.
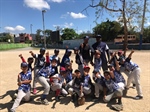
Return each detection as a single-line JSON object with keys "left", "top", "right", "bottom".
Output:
{"left": 19, "top": 54, "right": 26, "bottom": 63}
{"left": 29, "top": 51, "right": 36, "bottom": 58}
{"left": 46, "top": 51, "right": 50, "bottom": 64}
{"left": 114, "top": 52, "right": 120, "bottom": 71}
{"left": 128, "top": 49, "right": 134, "bottom": 59}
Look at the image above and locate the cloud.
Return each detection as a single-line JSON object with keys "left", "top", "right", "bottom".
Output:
{"left": 64, "top": 22, "right": 74, "bottom": 28}
{"left": 53, "top": 22, "right": 74, "bottom": 29}
{"left": 68, "top": 12, "right": 86, "bottom": 19}
{"left": 48, "top": 0, "right": 65, "bottom": 3}
{"left": 4, "top": 25, "right": 25, "bottom": 32}
{"left": 24, "top": 0, "right": 50, "bottom": 10}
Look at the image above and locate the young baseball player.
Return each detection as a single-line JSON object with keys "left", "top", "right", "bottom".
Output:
{"left": 92, "top": 50, "right": 102, "bottom": 71}
{"left": 51, "top": 67, "right": 68, "bottom": 101}
{"left": 65, "top": 62, "right": 73, "bottom": 84}
{"left": 117, "top": 49, "right": 136, "bottom": 88}
{"left": 10, "top": 63, "right": 32, "bottom": 112}
{"left": 92, "top": 69, "right": 105, "bottom": 100}
{"left": 120, "top": 50, "right": 143, "bottom": 100}
{"left": 36, "top": 51, "right": 57, "bottom": 105}
{"left": 60, "top": 48, "right": 72, "bottom": 68}
{"left": 103, "top": 70, "right": 123, "bottom": 107}
{"left": 73, "top": 47, "right": 84, "bottom": 76}
{"left": 49, "top": 49, "right": 61, "bottom": 73}
{"left": 82, "top": 66, "right": 93, "bottom": 96}
{"left": 29, "top": 48, "right": 46, "bottom": 94}
{"left": 108, "top": 52, "right": 126, "bottom": 90}
{"left": 19, "top": 54, "right": 34, "bottom": 72}
{"left": 68, "top": 69, "right": 84, "bottom": 102}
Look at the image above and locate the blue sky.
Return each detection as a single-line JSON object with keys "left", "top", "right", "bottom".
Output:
{"left": 0, "top": 0, "right": 150, "bottom": 34}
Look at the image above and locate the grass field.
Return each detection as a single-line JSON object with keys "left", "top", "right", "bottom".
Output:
{"left": 0, "top": 43, "right": 30, "bottom": 50}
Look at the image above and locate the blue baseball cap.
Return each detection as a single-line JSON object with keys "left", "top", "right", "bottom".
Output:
{"left": 96, "top": 35, "right": 102, "bottom": 38}
{"left": 21, "top": 62, "right": 28, "bottom": 67}
{"left": 83, "top": 36, "right": 89, "bottom": 39}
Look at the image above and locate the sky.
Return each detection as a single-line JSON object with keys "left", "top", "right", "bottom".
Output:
{"left": 0, "top": 0, "right": 150, "bottom": 34}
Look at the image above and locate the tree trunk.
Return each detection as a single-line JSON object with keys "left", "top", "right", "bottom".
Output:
{"left": 122, "top": 0, "right": 128, "bottom": 50}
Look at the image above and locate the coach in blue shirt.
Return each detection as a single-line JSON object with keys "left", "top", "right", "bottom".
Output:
{"left": 91, "top": 35, "right": 110, "bottom": 71}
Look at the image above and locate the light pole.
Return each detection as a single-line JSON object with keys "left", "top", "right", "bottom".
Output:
{"left": 42, "top": 10, "right": 46, "bottom": 48}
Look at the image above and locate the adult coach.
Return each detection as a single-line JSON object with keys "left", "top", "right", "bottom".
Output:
{"left": 91, "top": 35, "right": 110, "bottom": 71}
{"left": 79, "top": 36, "right": 92, "bottom": 65}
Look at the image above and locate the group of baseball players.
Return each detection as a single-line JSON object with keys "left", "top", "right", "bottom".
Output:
{"left": 10, "top": 35, "right": 143, "bottom": 112}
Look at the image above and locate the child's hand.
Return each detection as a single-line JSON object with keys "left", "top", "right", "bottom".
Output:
{"left": 19, "top": 54, "right": 22, "bottom": 57}
{"left": 131, "top": 49, "right": 134, "bottom": 53}
{"left": 46, "top": 51, "right": 49, "bottom": 56}
{"left": 17, "top": 82, "right": 22, "bottom": 86}
{"left": 29, "top": 51, "right": 33, "bottom": 54}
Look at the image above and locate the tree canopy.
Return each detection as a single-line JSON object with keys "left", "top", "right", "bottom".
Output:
{"left": 61, "top": 28, "right": 78, "bottom": 40}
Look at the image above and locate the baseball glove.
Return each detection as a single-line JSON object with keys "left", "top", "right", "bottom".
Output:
{"left": 111, "top": 104, "right": 123, "bottom": 111}
{"left": 78, "top": 96, "right": 85, "bottom": 106}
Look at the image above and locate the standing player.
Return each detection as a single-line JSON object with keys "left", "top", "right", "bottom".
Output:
{"left": 10, "top": 63, "right": 32, "bottom": 112}
{"left": 73, "top": 47, "right": 84, "bottom": 75}
{"left": 120, "top": 50, "right": 143, "bottom": 99}
{"left": 91, "top": 35, "right": 110, "bottom": 71}
{"left": 79, "top": 36, "right": 92, "bottom": 65}
{"left": 29, "top": 48, "right": 46, "bottom": 94}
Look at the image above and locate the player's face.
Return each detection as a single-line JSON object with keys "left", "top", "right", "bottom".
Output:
{"left": 84, "top": 38, "right": 89, "bottom": 44}
{"left": 108, "top": 66, "right": 114, "bottom": 71}
{"left": 55, "top": 51, "right": 59, "bottom": 56}
{"left": 40, "top": 51, "right": 45, "bottom": 55}
{"left": 104, "top": 73, "right": 110, "bottom": 80}
{"left": 65, "top": 65, "right": 71, "bottom": 70}
{"left": 76, "top": 72, "right": 81, "bottom": 78}
{"left": 28, "top": 59, "right": 33, "bottom": 64}
{"left": 95, "top": 53, "right": 101, "bottom": 59}
{"left": 51, "top": 60, "right": 57, "bottom": 67}
{"left": 83, "top": 68, "right": 90, "bottom": 75}
{"left": 68, "top": 52, "right": 72, "bottom": 57}
{"left": 21, "top": 66, "right": 28, "bottom": 72}
{"left": 96, "top": 38, "right": 101, "bottom": 42}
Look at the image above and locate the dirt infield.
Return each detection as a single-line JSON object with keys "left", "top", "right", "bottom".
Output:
{"left": 0, "top": 47, "right": 150, "bottom": 112}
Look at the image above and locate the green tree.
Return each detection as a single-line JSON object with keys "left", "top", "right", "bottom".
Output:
{"left": 61, "top": 28, "right": 78, "bottom": 40}
{"left": 93, "top": 20, "right": 122, "bottom": 41}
